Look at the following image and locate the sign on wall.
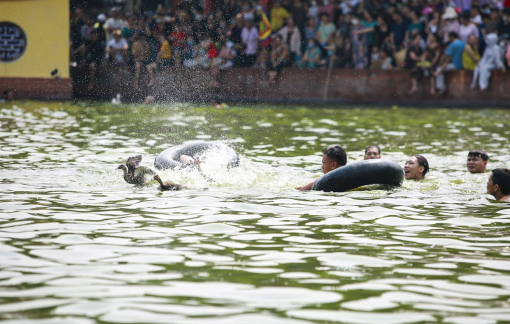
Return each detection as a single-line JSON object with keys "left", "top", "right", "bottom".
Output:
{"left": 0, "top": 0, "right": 69, "bottom": 78}
{"left": 0, "top": 22, "right": 27, "bottom": 62}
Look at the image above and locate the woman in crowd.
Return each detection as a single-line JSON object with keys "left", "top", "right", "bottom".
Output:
{"left": 459, "top": 11, "right": 479, "bottom": 43}
{"left": 406, "top": 33, "right": 424, "bottom": 94}
{"left": 404, "top": 155, "right": 429, "bottom": 181}
{"left": 421, "top": 34, "right": 442, "bottom": 95}
{"left": 462, "top": 34, "right": 481, "bottom": 71}
{"left": 301, "top": 38, "right": 322, "bottom": 68}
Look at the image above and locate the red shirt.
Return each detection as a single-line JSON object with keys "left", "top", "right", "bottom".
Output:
{"left": 170, "top": 31, "right": 186, "bottom": 48}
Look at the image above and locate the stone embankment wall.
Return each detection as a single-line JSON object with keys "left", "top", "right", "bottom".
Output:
{"left": 72, "top": 66, "right": 509, "bottom": 107}
{"left": 0, "top": 77, "right": 72, "bottom": 100}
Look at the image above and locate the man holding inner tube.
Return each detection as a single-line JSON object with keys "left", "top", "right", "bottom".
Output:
{"left": 296, "top": 145, "right": 347, "bottom": 191}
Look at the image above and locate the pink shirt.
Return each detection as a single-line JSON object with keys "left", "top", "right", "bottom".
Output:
{"left": 458, "top": 23, "right": 479, "bottom": 43}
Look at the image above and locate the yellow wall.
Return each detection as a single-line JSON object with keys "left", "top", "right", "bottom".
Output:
{"left": 0, "top": 0, "right": 69, "bottom": 78}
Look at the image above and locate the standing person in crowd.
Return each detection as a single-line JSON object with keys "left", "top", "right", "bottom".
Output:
{"left": 317, "top": 13, "right": 336, "bottom": 45}
{"left": 459, "top": 11, "right": 479, "bottom": 43}
{"left": 95, "top": 14, "right": 107, "bottom": 45}
{"left": 483, "top": 9, "right": 500, "bottom": 35}
{"left": 107, "top": 30, "right": 128, "bottom": 66}
{"left": 122, "top": 15, "right": 137, "bottom": 62}
{"left": 278, "top": 18, "right": 302, "bottom": 65}
{"left": 169, "top": 23, "right": 187, "bottom": 66}
{"left": 467, "top": 150, "right": 489, "bottom": 173}
{"left": 390, "top": 11, "right": 408, "bottom": 51}
{"left": 404, "top": 155, "right": 429, "bottom": 181}
{"left": 132, "top": 32, "right": 154, "bottom": 90}
{"left": 471, "top": 33, "right": 506, "bottom": 91}
{"left": 81, "top": 28, "right": 105, "bottom": 91}
{"left": 238, "top": 18, "right": 259, "bottom": 67}
{"left": 405, "top": 10, "right": 424, "bottom": 44}
{"left": 271, "top": 1, "right": 291, "bottom": 32}
{"left": 434, "top": 32, "right": 464, "bottom": 95}
{"left": 407, "top": 33, "right": 424, "bottom": 94}
{"left": 147, "top": 33, "right": 173, "bottom": 81}
{"left": 209, "top": 33, "right": 237, "bottom": 87}
{"left": 301, "top": 39, "right": 322, "bottom": 68}
{"left": 291, "top": 0, "right": 307, "bottom": 37}
{"left": 487, "top": 169, "right": 510, "bottom": 202}
{"left": 421, "top": 34, "right": 442, "bottom": 95}
{"left": 364, "top": 145, "right": 381, "bottom": 159}
{"left": 297, "top": 145, "right": 347, "bottom": 191}
{"left": 351, "top": 16, "right": 369, "bottom": 69}
{"left": 80, "top": 15, "right": 94, "bottom": 42}
{"left": 268, "top": 35, "right": 289, "bottom": 84}
{"left": 441, "top": 7, "right": 460, "bottom": 45}
{"left": 497, "top": 8, "right": 510, "bottom": 36}
{"left": 462, "top": 34, "right": 480, "bottom": 71}
{"left": 105, "top": 8, "right": 124, "bottom": 42}
{"left": 230, "top": 14, "right": 244, "bottom": 45}
{"left": 304, "top": 17, "right": 319, "bottom": 44}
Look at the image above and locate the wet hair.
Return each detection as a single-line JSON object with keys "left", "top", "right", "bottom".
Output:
{"left": 323, "top": 145, "right": 347, "bottom": 166}
{"left": 468, "top": 149, "right": 489, "bottom": 161}
{"left": 492, "top": 168, "right": 510, "bottom": 195}
{"left": 365, "top": 145, "right": 381, "bottom": 155}
{"left": 412, "top": 154, "right": 429, "bottom": 178}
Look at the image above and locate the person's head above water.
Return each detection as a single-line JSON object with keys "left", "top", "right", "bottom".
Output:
{"left": 364, "top": 145, "right": 381, "bottom": 160}
{"left": 404, "top": 154, "right": 429, "bottom": 181}
{"left": 321, "top": 145, "right": 347, "bottom": 174}
{"left": 467, "top": 149, "right": 489, "bottom": 173}
{"left": 487, "top": 168, "right": 510, "bottom": 202}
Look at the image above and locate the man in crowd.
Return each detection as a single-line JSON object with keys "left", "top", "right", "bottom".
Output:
{"left": 81, "top": 28, "right": 105, "bottom": 90}
{"left": 107, "top": 30, "right": 128, "bottom": 66}
{"left": 364, "top": 145, "right": 381, "bottom": 159}
{"left": 238, "top": 18, "right": 259, "bottom": 67}
{"left": 467, "top": 149, "right": 489, "bottom": 173}
{"left": 434, "top": 31, "right": 464, "bottom": 95}
{"left": 297, "top": 145, "right": 347, "bottom": 191}
{"left": 104, "top": 8, "right": 124, "bottom": 42}
{"left": 487, "top": 169, "right": 510, "bottom": 202}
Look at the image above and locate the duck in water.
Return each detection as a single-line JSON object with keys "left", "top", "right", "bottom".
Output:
{"left": 117, "top": 155, "right": 157, "bottom": 184}
{"left": 153, "top": 174, "right": 183, "bottom": 191}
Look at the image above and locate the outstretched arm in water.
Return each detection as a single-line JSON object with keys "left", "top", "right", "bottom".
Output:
{"left": 296, "top": 179, "right": 316, "bottom": 191}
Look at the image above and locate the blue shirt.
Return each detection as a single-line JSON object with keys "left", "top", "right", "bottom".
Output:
{"left": 446, "top": 39, "right": 465, "bottom": 69}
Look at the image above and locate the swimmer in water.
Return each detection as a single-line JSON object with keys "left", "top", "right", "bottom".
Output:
{"left": 467, "top": 149, "right": 488, "bottom": 173}
{"left": 487, "top": 168, "right": 510, "bottom": 202}
{"left": 364, "top": 145, "right": 381, "bottom": 160}
{"left": 296, "top": 145, "right": 347, "bottom": 191}
{"left": 404, "top": 155, "right": 429, "bottom": 181}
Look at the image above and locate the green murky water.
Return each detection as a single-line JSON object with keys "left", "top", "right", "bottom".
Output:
{"left": 0, "top": 101, "right": 509, "bottom": 324}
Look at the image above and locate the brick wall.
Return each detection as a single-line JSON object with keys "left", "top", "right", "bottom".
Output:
{"left": 0, "top": 77, "right": 72, "bottom": 100}
{"left": 72, "top": 66, "right": 510, "bottom": 107}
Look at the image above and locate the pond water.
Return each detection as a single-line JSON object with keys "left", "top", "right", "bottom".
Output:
{"left": 0, "top": 101, "right": 510, "bottom": 324}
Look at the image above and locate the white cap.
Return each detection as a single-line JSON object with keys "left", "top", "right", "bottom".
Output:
{"left": 442, "top": 7, "right": 458, "bottom": 19}
{"left": 97, "top": 14, "right": 106, "bottom": 22}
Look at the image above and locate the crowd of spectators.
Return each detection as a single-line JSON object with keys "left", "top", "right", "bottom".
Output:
{"left": 70, "top": 0, "right": 510, "bottom": 93}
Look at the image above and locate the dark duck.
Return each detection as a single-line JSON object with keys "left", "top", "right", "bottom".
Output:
{"left": 117, "top": 155, "right": 156, "bottom": 184}
{"left": 153, "top": 174, "right": 183, "bottom": 191}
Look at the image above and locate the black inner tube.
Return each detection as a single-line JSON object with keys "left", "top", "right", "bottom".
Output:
{"left": 312, "top": 159, "right": 404, "bottom": 192}
{"left": 154, "top": 141, "right": 240, "bottom": 170}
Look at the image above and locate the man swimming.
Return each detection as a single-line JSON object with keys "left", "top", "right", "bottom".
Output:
{"left": 467, "top": 149, "right": 489, "bottom": 173}
{"left": 487, "top": 168, "right": 510, "bottom": 202}
{"left": 296, "top": 145, "right": 347, "bottom": 191}
{"left": 364, "top": 145, "right": 381, "bottom": 160}
{"left": 404, "top": 155, "right": 429, "bottom": 181}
